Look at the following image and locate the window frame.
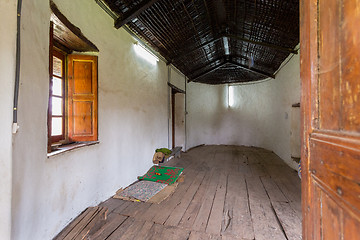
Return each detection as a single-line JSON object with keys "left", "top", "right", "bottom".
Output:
{"left": 49, "top": 49, "right": 66, "bottom": 144}
{"left": 48, "top": 15, "right": 99, "bottom": 153}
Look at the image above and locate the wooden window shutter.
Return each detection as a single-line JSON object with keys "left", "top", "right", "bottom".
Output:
{"left": 68, "top": 54, "right": 98, "bottom": 142}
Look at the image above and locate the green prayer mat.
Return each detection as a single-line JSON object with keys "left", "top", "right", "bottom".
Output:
{"left": 138, "top": 166, "right": 184, "bottom": 185}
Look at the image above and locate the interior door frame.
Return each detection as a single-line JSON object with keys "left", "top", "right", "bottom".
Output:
{"left": 171, "top": 88, "right": 176, "bottom": 149}
{"left": 168, "top": 82, "right": 185, "bottom": 149}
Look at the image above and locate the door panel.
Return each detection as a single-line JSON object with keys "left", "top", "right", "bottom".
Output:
{"left": 340, "top": 0, "right": 360, "bottom": 132}
{"left": 301, "top": 0, "right": 360, "bottom": 239}
{"left": 73, "top": 61, "right": 94, "bottom": 95}
{"left": 321, "top": 193, "right": 342, "bottom": 240}
{"left": 310, "top": 183, "right": 322, "bottom": 240}
{"left": 318, "top": 0, "right": 341, "bottom": 131}
{"left": 73, "top": 101, "right": 94, "bottom": 136}
{"left": 344, "top": 211, "right": 360, "bottom": 239}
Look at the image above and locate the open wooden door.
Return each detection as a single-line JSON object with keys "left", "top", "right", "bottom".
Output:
{"left": 301, "top": 0, "right": 360, "bottom": 239}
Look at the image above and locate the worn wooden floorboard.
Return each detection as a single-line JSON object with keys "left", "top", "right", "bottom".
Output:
{"left": 54, "top": 207, "right": 93, "bottom": 240}
{"left": 116, "top": 219, "right": 146, "bottom": 240}
{"left": 246, "top": 176, "right": 287, "bottom": 240}
{"left": 65, "top": 207, "right": 100, "bottom": 240}
{"left": 206, "top": 171, "right": 227, "bottom": 235}
{"left": 91, "top": 213, "right": 128, "bottom": 240}
{"left": 151, "top": 170, "right": 198, "bottom": 224}
{"left": 177, "top": 170, "right": 214, "bottom": 230}
{"left": 112, "top": 201, "right": 132, "bottom": 215}
{"left": 273, "top": 176, "right": 302, "bottom": 219}
{"left": 56, "top": 145, "right": 302, "bottom": 240}
{"left": 157, "top": 225, "right": 191, "bottom": 240}
{"left": 145, "top": 223, "right": 164, "bottom": 239}
{"left": 188, "top": 231, "right": 222, "bottom": 240}
{"left": 164, "top": 171, "right": 206, "bottom": 226}
{"left": 191, "top": 168, "right": 220, "bottom": 232}
{"left": 272, "top": 201, "right": 302, "bottom": 240}
{"left": 98, "top": 198, "right": 125, "bottom": 214}
{"left": 221, "top": 174, "right": 254, "bottom": 239}
{"left": 131, "top": 220, "right": 154, "bottom": 239}
{"left": 260, "top": 176, "right": 289, "bottom": 202}
{"left": 107, "top": 217, "right": 135, "bottom": 240}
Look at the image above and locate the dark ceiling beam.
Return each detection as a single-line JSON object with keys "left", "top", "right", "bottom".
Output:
{"left": 188, "top": 57, "right": 224, "bottom": 76}
{"left": 225, "top": 34, "right": 298, "bottom": 54}
{"left": 189, "top": 61, "right": 226, "bottom": 82}
{"left": 171, "top": 36, "right": 222, "bottom": 63}
{"left": 228, "top": 60, "right": 275, "bottom": 79}
{"left": 114, "top": 0, "right": 161, "bottom": 29}
{"left": 172, "top": 32, "right": 297, "bottom": 64}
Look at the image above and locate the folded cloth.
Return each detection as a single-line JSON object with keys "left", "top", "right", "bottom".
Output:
{"left": 155, "top": 148, "right": 172, "bottom": 155}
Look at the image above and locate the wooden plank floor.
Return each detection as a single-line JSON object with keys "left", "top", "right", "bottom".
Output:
{"left": 79, "top": 145, "right": 302, "bottom": 239}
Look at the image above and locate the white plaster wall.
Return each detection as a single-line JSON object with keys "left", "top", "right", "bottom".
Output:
{"left": 10, "top": 0, "right": 168, "bottom": 239}
{"left": 187, "top": 54, "right": 300, "bottom": 169}
{"left": 169, "top": 67, "right": 185, "bottom": 91}
{"left": 0, "top": 1, "right": 17, "bottom": 239}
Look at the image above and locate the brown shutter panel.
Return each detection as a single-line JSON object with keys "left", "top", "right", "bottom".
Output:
{"left": 68, "top": 54, "right": 98, "bottom": 142}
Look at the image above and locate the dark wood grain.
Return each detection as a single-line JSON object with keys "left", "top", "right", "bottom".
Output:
{"left": 106, "top": 217, "right": 135, "bottom": 240}
{"left": 91, "top": 213, "right": 127, "bottom": 240}
{"left": 164, "top": 171, "right": 206, "bottom": 226}
{"left": 246, "top": 176, "right": 287, "bottom": 240}
{"left": 221, "top": 174, "right": 254, "bottom": 239}
{"left": 192, "top": 169, "right": 220, "bottom": 232}
{"left": 206, "top": 172, "right": 227, "bottom": 235}
{"left": 178, "top": 170, "right": 213, "bottom": 230}
{"left": 54, "top": 207, "right": 93, "bottom": 239}
{"left": 98, "top": 198, "right": 125, "bottom": 214}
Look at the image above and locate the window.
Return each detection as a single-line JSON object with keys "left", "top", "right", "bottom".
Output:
{"left": 50, "top": 50, "right": 66, "bottom": 143}
{"left": 48, "top": 21, "right": 98, "bottom": 153}
{"left": 48, "top": 47, "right": 98, "bottom": 152}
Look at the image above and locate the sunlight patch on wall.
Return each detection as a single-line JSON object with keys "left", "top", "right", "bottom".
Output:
{"left": 134, "top": 42, "right": 159, "bottom": 65}
{"left": 228, "top": 85, "right": 235, "bottom": 107}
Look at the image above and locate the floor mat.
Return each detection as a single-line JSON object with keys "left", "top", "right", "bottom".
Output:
{"left": 137, "top": 165, "right": 184, "bottom": 185}
{"left": 114, "top": 180, "right": 167, "bottom": 202}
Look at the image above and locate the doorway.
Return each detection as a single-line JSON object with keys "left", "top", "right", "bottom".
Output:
{"left": 169, "top": 84, "right": 186, "bottom": 149}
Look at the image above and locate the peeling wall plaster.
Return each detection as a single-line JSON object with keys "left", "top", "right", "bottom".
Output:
{"left": 187, "top": 54, "right": 301, "bottom": 169}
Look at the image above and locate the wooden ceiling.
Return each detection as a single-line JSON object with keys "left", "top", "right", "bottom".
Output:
{"left": 102, "top": 0, "right": 299, "bottom": 84}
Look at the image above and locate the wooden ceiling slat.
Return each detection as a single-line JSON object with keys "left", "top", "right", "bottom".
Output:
{"left": 189, "top": 61, "right": 226, "bottom": 82}
{"left": 114, "top": 0, "right": 162, "bottom": 29}
{"left": 228, "top": 60, "right": 274, "bottom": 79}
{"left": 225, "top": 34, "right": 298, "bottom": 54}
{"left": 171, "top": 36, "right": 222, "bottom": 63}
